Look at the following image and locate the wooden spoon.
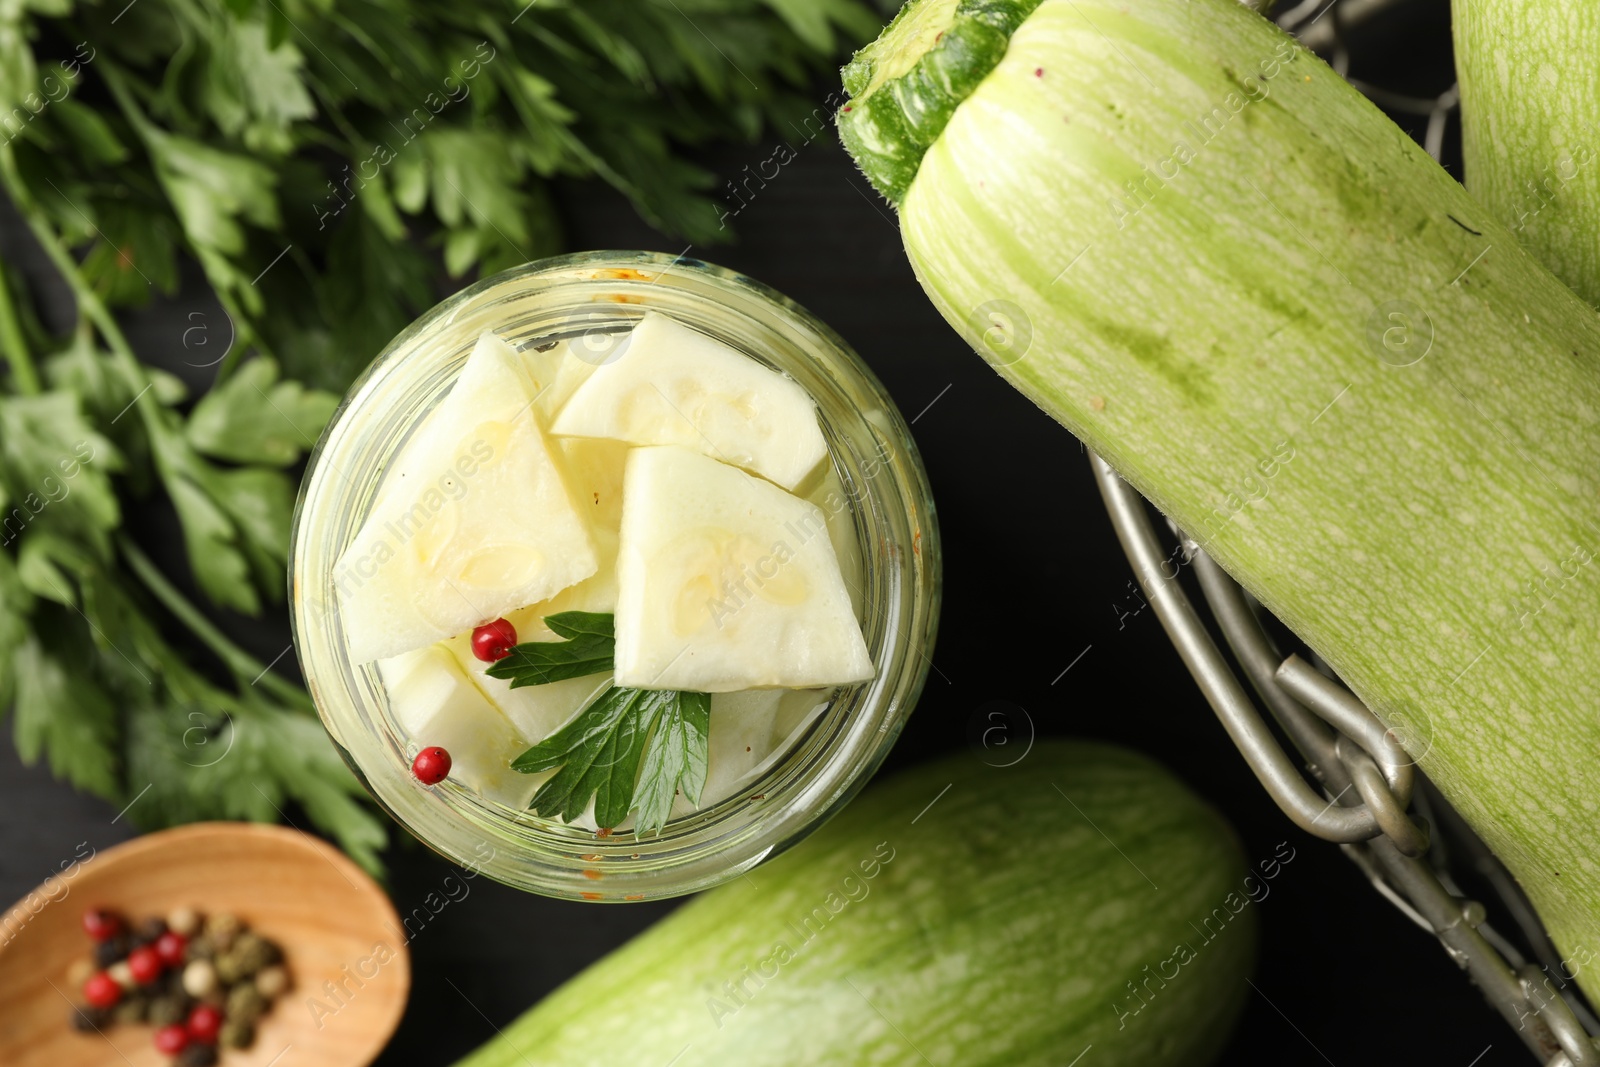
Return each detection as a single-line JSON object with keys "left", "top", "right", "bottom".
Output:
{"left": 0, "top": 822, "right": 409, "bottom": 1067}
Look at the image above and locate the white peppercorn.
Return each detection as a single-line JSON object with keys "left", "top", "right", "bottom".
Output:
{"left": 254, "top": 964, "right": 289, "bottom": 998}
{"left": 181, "top": 958, "right": 218, "bottom": 999}
{"left": 166, "top": 906, "right": 201, "bottom": 937}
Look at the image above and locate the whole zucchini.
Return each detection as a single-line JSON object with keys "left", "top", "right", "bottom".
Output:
{"left": 1454, "top": 0, "right": 1600, "bottom": 306}
{"left": 838, "top": 0, "right": 1600, "bottom": 1003}
{"left": 455, "top": 742, "right": 1256, "bottom": 1066}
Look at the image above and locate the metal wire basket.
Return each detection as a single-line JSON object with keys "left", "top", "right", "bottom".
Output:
{"left": 1091, "top": 2, "right": 1600, "bottom": 1062}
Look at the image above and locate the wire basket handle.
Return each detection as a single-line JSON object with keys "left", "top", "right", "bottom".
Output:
{"left": 1091, "top": 455, "right": 1599, "bottom": 1066}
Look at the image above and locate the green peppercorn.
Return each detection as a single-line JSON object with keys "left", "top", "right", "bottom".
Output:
{"left": 147, "top": 993, "right": 187, "bottom": 1028}
{"left": 219, "top": 1017, "right": 255, "bottom": 1049}
{"left": 225, "top": 982, "right": 266, "bottom": 1025}
{"left": 185, "top": 933, "right": 215, "bottom": 960}
{"left": 230, "top": 932, "right": 280, "bottom": 976}
{"left": 203, "top": 912, "right": 241, "bottom": 950}
{"left": 110, "top": 995, "right": 147, "bottom": 1025}
{"left": 213, "top": 950, "right": 247, "bottom": 986}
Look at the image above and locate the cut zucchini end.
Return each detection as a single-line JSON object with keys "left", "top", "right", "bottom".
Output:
{"left": 837, "top": 0, "right": 1042, "bottom": 204}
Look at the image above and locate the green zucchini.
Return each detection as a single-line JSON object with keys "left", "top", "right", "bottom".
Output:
{"left": 838, "top": 0, "right": 1600, "bottom": 1004}
{"left": 455, "top": 742, "right": 1256, "bottom": 1067}
{"left": 1454, "top": 0, "right": 1600, "bottom": 306}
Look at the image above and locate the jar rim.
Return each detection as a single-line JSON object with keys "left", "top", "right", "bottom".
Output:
{"left": 290, "top": 251, "right": 941, "bottom": 901}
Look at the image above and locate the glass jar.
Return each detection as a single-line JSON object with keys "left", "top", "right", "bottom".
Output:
{"left": 290, "top": 251, "right": 940, "bottom": 901}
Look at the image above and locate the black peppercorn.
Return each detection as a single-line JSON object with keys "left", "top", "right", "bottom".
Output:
{"left": 92, "top": 934, "right": 130, "bottom": 969}
{"left": 68, "top": 1005, "right": 107, "bottom": 1033}
{"left": 66, "top": 903, "right": 290, "bottom": 1056}
{"left": 177, "top": 1044, "right": 220, "bottom": 1067}
{"left": 157, "top": 967, "right": 193, "bottom": 1006}
{"left": 262, "top": 938, "right": 284, "bottom": 966}
{"left": 132, "top": 916, "right": 168, "bottom": 946}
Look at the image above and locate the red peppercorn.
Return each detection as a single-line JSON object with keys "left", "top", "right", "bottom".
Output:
{"left": 470, "top": 618, "right": 517, "bottom": 662}
{"left": 186, "top": 1003, "right": 223, "bottom": 1044}
{"left": 83, "top": 972, "right": 121, "bottom": 1009}
{"left": 412, "top": 746, "right": 452, "bottom": 785}
{"left": 81, "top": 908, "right": 122, "bottom": 942}
{"left": 154, "top": 1023, "right": 189, "bottom": 1055}
{"left": 154, "top": 930, "right": 188, "bottom": 967}
{"left": 127, "top": 945, "right": 163, "bottom": 984}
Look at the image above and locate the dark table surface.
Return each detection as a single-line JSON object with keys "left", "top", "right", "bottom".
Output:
{"left": 0, "top": 1, "right": 1536, "bottom": 1063}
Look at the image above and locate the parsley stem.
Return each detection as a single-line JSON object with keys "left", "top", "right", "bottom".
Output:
{"left": 118, "top": 534, "right": 315, "bottom": 713}
{"left": 0, "top": 261, "right": 39, "bottom": 395}
{"left": 0, "top": 147, "right": 159, "bottom": 417}
{"left": 211, "top": 289, "right": 273, "bottom": 380}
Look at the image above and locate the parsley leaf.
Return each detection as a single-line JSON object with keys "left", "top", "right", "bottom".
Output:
{"left": 486, "top": 610, "right": 617, "bottom": 687}
{"left": 513, "top": 685, "right": 710, "bottom": 835}
{"left": 202, "top": 21, "right": 316, "bottom": 154}
{"left": 141, "top": 128, "right": 281, "bottom": 262}
{"left": 165, "top": 473, "right": 259, "bottom": 614}
{"left": 11, "top": 625, "right": 122, "bottom": 803}
{"left": 186, "top": 357, "right": 339, "bottom": 467}
{"left": 761, "top": 0, "right": 881, "bottom": 53}
{"left": 0, "top": 549, "right": 35, "bottom": 709}
{"left": 125, "top": 690, "right": 387, "bottom": 876}
{"left": 495, "top": 611, "right": 711, "bottom": 834}
{"left": 0, "top": 391, "right": 123, "bottom": 558}
{"left": 634, "top": 691, "right": 711, "bottom": 834}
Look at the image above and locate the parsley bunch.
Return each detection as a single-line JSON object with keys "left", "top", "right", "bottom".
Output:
{"left": 0, "top": 0, "right": 871, "bottom": 869}
{"left": 1, "top": 0, "right": 877, "bottom": 389}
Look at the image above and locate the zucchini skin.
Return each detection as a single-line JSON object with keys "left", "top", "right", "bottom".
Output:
{"left": 837, "top": 0, "right": 1273, "bottom": 202}
{"left": 454, "top": 742, "right": 1254, "bottom": 1067}
{"left": 1454, "top": 0, "right": 1600, "bottom": 307}
{"left": 850, "top": 0, "right": 1600, "bottom": 1003}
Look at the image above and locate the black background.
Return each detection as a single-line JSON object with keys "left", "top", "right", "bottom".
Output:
{"left": 0, "top": 1, "right": 1534, "bottom": 1063}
